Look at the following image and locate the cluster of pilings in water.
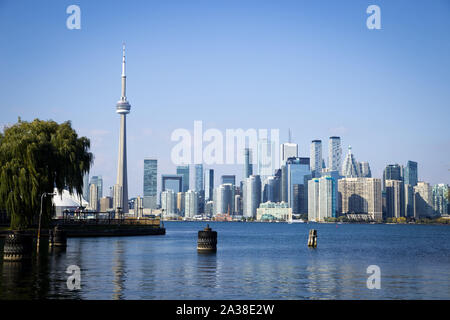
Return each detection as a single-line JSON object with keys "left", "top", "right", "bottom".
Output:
{"left": 2, "top": 226, "right": 67, "bottom": 262}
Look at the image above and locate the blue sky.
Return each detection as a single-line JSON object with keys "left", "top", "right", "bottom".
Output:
{"left": 0, "top": 0, "right": 449, "bottom": 198}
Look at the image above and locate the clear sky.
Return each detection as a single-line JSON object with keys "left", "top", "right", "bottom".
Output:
{"left": 1, "top": 0, "right": 449, "bottom": 198}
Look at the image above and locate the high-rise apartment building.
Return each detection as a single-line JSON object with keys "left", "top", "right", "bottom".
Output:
{"left": 194, "top": 164, "right": 203, "bottom": 192}
{"left": 383, "top": 164, "right": 403, "bottom": 191}
{"left": 213, "top": 184, "right": 234, "bottom": 215}
{"left": 308, "top": 176, "right": 336, "bottom": 222}
{"left": 328, "top": 136, "right": 342, "bottom": 172}
{"left": 185, "top": 190, "right": 198, "bottom": 218}
{"left": 143, "top": 159, "right": 157, "bottom": 209}
{"left": 161, "top": 190, "right": 176, "bottom": 215}
{"left": 280, "top": 143, "right": 298, "bottom": 167}
{"left": 432, "top": 184, "right": 449, "bottom": 216}
{"left": 176, "top": 165, "right": 190, "bottom": 192}
{"left": 204, "top": 169, "right": 214, "bottom": 201}
{"left": 414, "top": 182, "right": 433, "bottom": 218}
{"left": 310, "top": 140, "right": 322, "bottom": 178}
{"left": 385, "top": 179, "right": 404, "bottom": 218}
{"left": 287, "top": 157, "right": 311, "bottom": 213}
{"left": 244, "top": 148, "right": 253, "bottom": 179}
{"left": 403, "top": 161, "right": 418, "bottom": 187}
{"left": 89, "top": 183, "right": 98, "bottom": 211}
{"left": 338, "top": 178, "right": 382, "bottom": 221}
{"left": 242, "top": 175, "right": 262, "bottom": 218}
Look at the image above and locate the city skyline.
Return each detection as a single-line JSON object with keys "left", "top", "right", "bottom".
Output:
{"left": 1, "top": 1, "right": 449, "bottom": 198}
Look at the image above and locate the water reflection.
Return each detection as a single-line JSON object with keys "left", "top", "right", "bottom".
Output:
{"left": 196, "top": 252, "right": 217, "bottom": 289}
{"left": 112, "top": 240, "right": 126, "bottom": 300}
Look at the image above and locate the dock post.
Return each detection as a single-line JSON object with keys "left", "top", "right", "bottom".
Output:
{"left": 308, "top": 229, "right": 317, "bottom": 248}
{"left": 197, "top": 224, "right": 217, "bottom": 253}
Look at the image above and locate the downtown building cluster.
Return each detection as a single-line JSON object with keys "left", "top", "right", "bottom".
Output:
{"left": 79, "top": 136, "right": 446, "bottom": 223}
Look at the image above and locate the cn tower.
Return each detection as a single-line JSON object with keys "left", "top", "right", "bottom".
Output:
{"left": 116, "top": 44, "right": 130, "bottom": 213}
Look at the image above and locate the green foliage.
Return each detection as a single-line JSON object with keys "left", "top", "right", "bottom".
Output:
{"left": 0, "top": 119, "right": 93, "bottom": 229}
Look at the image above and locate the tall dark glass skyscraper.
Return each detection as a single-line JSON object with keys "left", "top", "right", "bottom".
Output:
{"left": 403, "top": 161, "right": 418, "bottom": 187}
{"left": 176, "top": 165, "right": 190, "bottom": 192}
{"left": 383, "top": 164, "right": 403, "bottom": 191}
{"left": 221, "top": 175, "right": 236, "bottom": 186}
{"left": 204, "top": 169, "right": 214, "bottom": 201}
{"left": 194, "top": 164, "right": 203, "bottom": 191}
{"left": 143, "top": 159, "right": 157, "bottom": 208}
{"left": 244, "top": 148, "right": 253, "bottom": 179}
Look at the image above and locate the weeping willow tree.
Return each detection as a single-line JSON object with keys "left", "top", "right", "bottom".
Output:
{"left": 0, "top": 119, "right": 93, "bottom": 230}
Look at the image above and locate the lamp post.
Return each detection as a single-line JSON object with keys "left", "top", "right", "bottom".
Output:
{"left": 37, "top": 192, "right": 56, "bottom": 252}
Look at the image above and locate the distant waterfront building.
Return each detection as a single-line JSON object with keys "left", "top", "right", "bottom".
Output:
{"left": 263, "top": 175, "right": 280, "bottom": 203}
{"left": 404, "top": 184, "right": 415, "bottom": 217}
{"left": 257, "top": 138, "right": 277, "bottom": 185}
{"left": 112, "top": 184, "right": 123, "bottom": 212}
{"left": 134, "top": 196, "right": 144, "bottom": 218}
{"left": 161, "top": 190, "right": 176, "bottom": 216}
{"left": 143, "top": 159, "right": 157, "bottom": 209}
{"left": 221, "top": 175, "right": 236, "bottom": 186}
{"left": 403, "top": 161, "right": 418, "bottom": 187}
{"left": 385, "top": 180, "right": 404, "bottom": 218}
{"left": 213, "top": 184, "right": 234, "bottom": 215}
{"left": 383, "top": 164, "right": 403, "bottom": 191}
{"left": 82, "top": 173, "right": 89, "bottom": 203}
{"left": 432, "top": 184, "right": 448, "bottom": 216}
{"left": 280, "top": 143, "right": 298, "bottom": 167}
{"left": 185, "top": 190, "right": 198, "bottom": 218}
{"left": 161, "top": 174, "right": 183, "bottom": 193}
{"left": 176, "top": 165, "right": 190, "bottom": 192}
{"left": 194, "top": 164, "right": 203, "bottom": 192}
{"left": 308, "top": 176, "right": 336, "bottom": 222}
{"left": 89, "top": 183, "right": 98, "bottom": 211}
{"left": 243, "top": 148, "right": 253, "bottom": 179}
{"left": 280, "top": 165, "right": 288, "bottom": 203}
{"left": 328, "top": 136, "right": 342, "bottom": 172}
{"left": 204, "top": 169, "right": 214, "bottom": 201}
{"left": 338, "top": 178, "right": 382, "bottom": 221}
{"left": 287, "top": 157, "right": 311, "bottom": 213}
{"left": 257, "top": 201, "right": 292, "bottom": 221}
{"left": 99, "top": 196, "right": 113, "bottom": 212}
{"left": 341, "top": 146, "right": 360, "bottom": 178}
{"left": 414, "top": 182, "right": 433, "bottom": 218}
{"left": 243, "top": 175, "right": 262, "bottom": 218}
{"left": 310, "top": 140, "right": 322, "bottom": 178}
{"left": 90, "top": 175, "right": 103, "bottom": 201}
{"left": 234, "top": 194, "right": 242, "bottom": 215}
{"left": 176, "top": 192, "right": 185, "bottom": 216}
{"left": 359, "top": 162, "right": 372, "bottom": 178}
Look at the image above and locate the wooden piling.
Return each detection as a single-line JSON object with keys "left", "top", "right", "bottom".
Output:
{"left": 308, "top": 229, "right": 317, "bottom": 248}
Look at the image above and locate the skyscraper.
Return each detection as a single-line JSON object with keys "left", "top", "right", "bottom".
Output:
{"left": 176, "top": 165, "right": 190, "bottom": 192}
{"left": 287, "top": 157, "right": 311, "bottom": 213}
{"left": 82, "top": 173, "right": 89, "bottom": 202}
{"left": 242, "top": 175, "right": 262, "bottom": 218}
{"left": 213, "top": 184, "right": 234, "bottom": 215}
{"left": 341, "top": 146, "right": 360, "bottom": 178}
{"left": 328, "top": 136, "right": 342, "bottom": 172}
{"left": 204, "top": 169, "right": 214, "bottom": 201}
{"left": 89, "top": 183, "right": 98, "bottom": 211}
{"left": 194, "top": 164, "right": 203, "bottom": 192}
{"left": 308, "top": 176, "right": 336, "bottom": 222}
{"left": 257, "top": 138, "right": 277, "bottom": 184}
{"left": 385, "top": 179, "right": 404, "bottom": 218}
{"left": 90, "top": 176, "right": 103, "bottom": 200}
{"left": 115, "top": 44, "right": 131, "bottom": 214}
{"left": 383, "top": 164, "right": 403, "bottom": 191}
{"left": 310, "top": 140, "right": 322, "bottom": 178}
{"left": 243, "top": 148, "right": 253, "bottom": 179}
{"left": 161, "top": 174, "right": 183, "bottom": 193}
{"left": 338, "top": 177, "right": 382, "bottom": 221}
{"left": 185, "top": 190, "right": 199, "bottom": 218}
{"left": 359, "top": 162, "right": 372, "bottom": 178}
{"left": 143, "top": 159, "right": 157, "bottom": 209}
{"left": 280, "top": 143, "right": 298, "bottom": 167}
{"left": 432, "top": 184, "right": 449, "bottom": 216}
{"left": 414, "top": 182, "right": 433, "bottom": 217}
{"left": 221, "top": 175, "right": 236, "bottom": 186}
{"left": 403, "top": 161, "right": 418, "bottom": 187}
{"left": 161, "top": 190, "right": 176, "bottom": 216}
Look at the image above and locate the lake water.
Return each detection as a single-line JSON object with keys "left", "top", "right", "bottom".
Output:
{"left": 1, "top": 221, "right": 449, "bottom": 299}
